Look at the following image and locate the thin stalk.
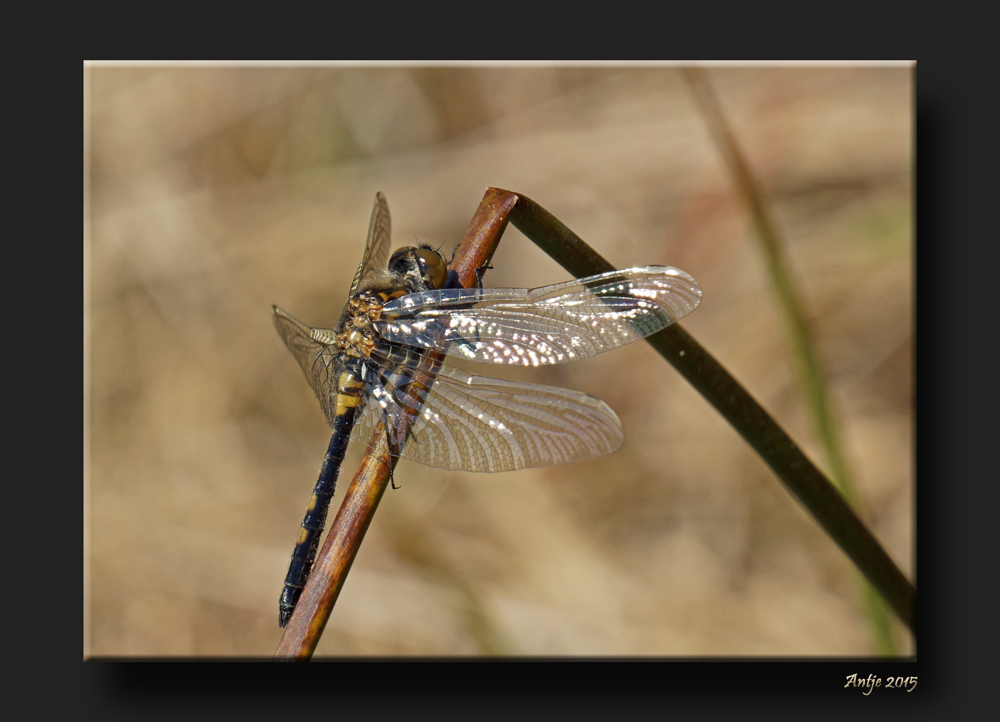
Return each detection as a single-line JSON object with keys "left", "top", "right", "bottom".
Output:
{"left": 505, "top": 188, "right": 915, "bottom": 634}
{"left": 275, "top": 185, "right": 914, "bottom": 658}
{"left": 682, "top": 66, "right": 901, "bottom": 654}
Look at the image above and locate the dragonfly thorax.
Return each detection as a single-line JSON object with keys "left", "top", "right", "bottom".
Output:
{"left": 336, "top": 294, "right": 384, "bottom": 359}
{"left": 337, "top": 247, "right": 451, "bottom": 361}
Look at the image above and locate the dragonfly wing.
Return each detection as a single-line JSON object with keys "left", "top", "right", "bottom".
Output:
{"left": 349, "top": 192, "right": 392, "bottom": 297}
{"left": 352, "top": 348, "right": 624, "bottom": 472}
{"left": 272, "top": 305, "right": 343, "bottom": 427}
{"left": 377, "top": 266, "right": 701, "bottom": 366}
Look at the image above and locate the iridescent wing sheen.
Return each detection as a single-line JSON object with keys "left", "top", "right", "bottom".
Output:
{"left": 351, "top": 345, "right": 624, "bottom": 473}
{"left": 348, "top": 192, "right": 392, "bottom": 297}
{"left": 376, "top": 266, "right": 701, "bottom": 366}
{"left": 272, "top": 305, "right": 344, "bottom": 427}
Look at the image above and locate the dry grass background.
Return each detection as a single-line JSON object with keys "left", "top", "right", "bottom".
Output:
{"left": 84, "top": 63, "right": 913, "bottom": 657}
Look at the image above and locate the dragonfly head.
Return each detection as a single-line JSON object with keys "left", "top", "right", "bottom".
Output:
{"left": 388, "top": 245, "right": 451, "bottom": 292}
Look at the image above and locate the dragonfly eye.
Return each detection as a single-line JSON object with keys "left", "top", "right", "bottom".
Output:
{"left": 413, "top": 247, "right": 449, "bottom": 290}
{"left": 389, "top": 245, "right": 450, "bottom": 291}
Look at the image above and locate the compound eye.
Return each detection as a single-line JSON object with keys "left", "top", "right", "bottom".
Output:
{"left": 413, "top": 247, "right": 449, "bottom": 290}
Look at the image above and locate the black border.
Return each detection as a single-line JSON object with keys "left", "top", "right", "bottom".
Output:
{"left": 79, "top": 56, "right": 985, "bottom": 715}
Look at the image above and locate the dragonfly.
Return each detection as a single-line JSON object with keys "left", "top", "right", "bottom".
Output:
{"left": 273, "top": 192, "right": 702, "bottom": 627}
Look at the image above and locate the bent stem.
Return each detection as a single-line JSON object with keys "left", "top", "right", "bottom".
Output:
{"left": 275, "top": 185, "right": 914, "bottom": 660}
{"left": 505, "top": 188, "right": 915, "bottom": 635}
{"left": 682, "top": 66, "right": 900, "bottom": 654}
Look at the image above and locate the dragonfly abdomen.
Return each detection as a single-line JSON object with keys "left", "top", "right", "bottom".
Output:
{"left": 278, "top": 361, "right": 366, "bottom": 628}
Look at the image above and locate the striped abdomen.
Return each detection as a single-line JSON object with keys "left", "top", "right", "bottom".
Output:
{"left": 278, "top": 359, "right": 366, "bottom": 628}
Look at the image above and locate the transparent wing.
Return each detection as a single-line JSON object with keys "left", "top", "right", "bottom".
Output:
{"left": 348, "top": 192, "right": 392, "bottom": 297}
{"left": 272, "top": 305, "right": 343, "bottom": 426}
{"left": 351, "top": 347, "right": 624, "bottom": 473}
{"left": 377, "top": 266, "right": 701, "bottom": 366}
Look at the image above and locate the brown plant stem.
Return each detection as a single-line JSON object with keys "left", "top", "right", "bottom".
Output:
{"left": 275, "top": 185, "right": 914, "bottom": 660}
{"left": 274, "top": 189, "right": 516, "bottom": 660}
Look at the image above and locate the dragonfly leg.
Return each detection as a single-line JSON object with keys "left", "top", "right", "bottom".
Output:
{"left": 380, "top": 405, "right": 402, "bottom": 490}
{"left": 473, "top": 261, "right": 494, "bottom": 290}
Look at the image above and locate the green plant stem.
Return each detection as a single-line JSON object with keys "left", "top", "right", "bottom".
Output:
{"left": 682, "top": 67, "right": 902, "bottom": 654}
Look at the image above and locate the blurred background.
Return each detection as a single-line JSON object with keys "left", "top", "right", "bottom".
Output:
{"left": 84, "top": 63, "right": 912, "bottom": 656}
